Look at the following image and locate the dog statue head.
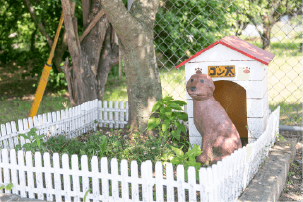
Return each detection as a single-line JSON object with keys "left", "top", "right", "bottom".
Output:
{"left": 186, "top": 68, "right": 215, "bottom": 101}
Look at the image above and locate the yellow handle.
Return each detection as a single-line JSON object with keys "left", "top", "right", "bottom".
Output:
{"left": 28, "top": 13, "right": 64, "bottom": 119}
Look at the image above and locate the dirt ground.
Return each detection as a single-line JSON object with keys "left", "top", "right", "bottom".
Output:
{"left": 278, "top": 130, "right": 303, "bottom": 201}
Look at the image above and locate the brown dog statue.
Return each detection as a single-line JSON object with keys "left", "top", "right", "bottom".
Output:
{"left": 186, "top": 69, "right": 242, "bottom": 165}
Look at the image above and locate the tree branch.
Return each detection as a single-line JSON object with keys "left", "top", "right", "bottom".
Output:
{"left": 22, "top": 0, "right": 53, "bottom": 48}
{"left": 80, "top": 9, "right": 105, "bottom": 42}
{"left": 61, "top": 0, "right": 80, "bottom": 57}
{"left": 82, "top": 0, "right": 90, "bottom": 29}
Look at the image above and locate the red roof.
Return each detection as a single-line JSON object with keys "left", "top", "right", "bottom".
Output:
{"left": 175, "top": 35, "right": 275, "bottom": 68}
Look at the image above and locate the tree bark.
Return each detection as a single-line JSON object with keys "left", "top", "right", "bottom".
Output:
{"left": 102, "top": 0, "right": 163, "bottom": 135}
{"left": 61, "top": 0, "right": 119, "bottom": 107}
{"left": 261, "top": 26, "right": 272, "bottom": 51}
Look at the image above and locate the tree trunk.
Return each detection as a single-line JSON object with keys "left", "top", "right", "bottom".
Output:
{"left": 61, "top": 0, "right": 119, "bottom": 107}
{"left": 102, "top": 0, "right": 162, "bottom": 135}
{"left": 261, "top": 25, "right": 272, "bottom": 51}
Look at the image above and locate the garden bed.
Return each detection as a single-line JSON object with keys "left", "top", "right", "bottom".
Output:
{"left": 1, "top": 126, "right": 251, "bottom": 202}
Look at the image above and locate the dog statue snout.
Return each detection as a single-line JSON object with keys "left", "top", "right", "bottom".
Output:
{"left": 190, "top": 87, "right": 196, "bottom": 91}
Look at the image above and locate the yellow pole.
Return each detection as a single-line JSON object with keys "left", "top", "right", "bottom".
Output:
{"left": 28, "top": 13, "right": 64, "bottom": 119}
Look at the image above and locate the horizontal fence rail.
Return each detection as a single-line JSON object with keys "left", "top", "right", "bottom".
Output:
{"left": 0, "top": 98, "right": 280, "bottom": 202}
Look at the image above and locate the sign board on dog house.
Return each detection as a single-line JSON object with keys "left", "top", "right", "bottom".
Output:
{"left": 175, "top": 35, "right": 275, "bottom": 146}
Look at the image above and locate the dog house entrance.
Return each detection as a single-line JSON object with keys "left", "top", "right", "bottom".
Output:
{"left": 213, "top": 80, "right": 248, "bottom": 139}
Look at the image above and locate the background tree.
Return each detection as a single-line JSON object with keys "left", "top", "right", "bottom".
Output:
{"left": 60, "top": 0, "right": 119, "bottom": 107}
{"left": 22, "top": 0, "right": 69, "bottom": 73}
{"left": 154, "top": 0, "right": 251, "bottom": 67}
{"left": 246, "top": 0, "right": 302, "bottom": 51}
{"left": 0, "top": 0, "right": 70, "bottom": 90}
{"left": 61, "top": 0, "right": 162, "bottom": 135}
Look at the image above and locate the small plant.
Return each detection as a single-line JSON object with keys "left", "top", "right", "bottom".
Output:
{"left": 0, "top": 183, "right": 13, "bottom": 191}
{"left": 146, "top": 95, "right": 188, "bottom": 142}
{"left": 170, "top": 143, "right": 202, "bottom": 182}
{"left": 287, "top": 180, "right": 293, "bottom": 185}
{"left": 83, "top": 188, "right": 92, "bottom": 202}
{"left": 276, "top": 133, "right": 285, "bottom": 142}
{"left": 288, "top": 171, "right": 295, "bottom": 177}
{"left": 15, "top": 128, "right": 46, "bottom": 154}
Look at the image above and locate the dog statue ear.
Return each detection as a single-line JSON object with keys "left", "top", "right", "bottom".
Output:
{"left": 206, "top": 76, "right": 215, "bottom": 92}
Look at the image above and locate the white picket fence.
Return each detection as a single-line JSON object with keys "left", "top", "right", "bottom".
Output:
{"left": 0, "top": 99, "right": 188, "bottom": 151}
{"left": 0, "top": 99, "right": 280, "bottom": 201}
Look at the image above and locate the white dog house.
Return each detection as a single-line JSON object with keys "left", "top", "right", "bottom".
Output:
{"left": 175, "top": 35, "right": 275, "bottom": 145}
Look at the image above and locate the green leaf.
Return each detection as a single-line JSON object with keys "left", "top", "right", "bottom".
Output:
{"left": 171, "top": 130, "right": 181, "bottom": 141}
{"left": 162, "top": 119, "right": 170, "bottom": 132}
{"left": 177, "top": 113, "right": 188, "bottom": 121}
{"left": 170, "top": 146, "right": 184, "bottom": 156}
{"left": 172, "top": 100, "right": 187, "bottom": 106}
{"left": 163, "top": 96, "right": 174, "bottom": 101}
{"left": 164, "top": 111, "right": 173, "bottom": 117}
{"left": 168, "top": 102, "right": 182, "bottom": 110}
{"left": 6, "top": 183, "right": 13, "bottom": 191}
{"left": 175, "top": 122, "right": 186, "bottom": 134}
{"left": 147, "top": 117, "right": 161, "bottom": 131}
{"left": 151, "top": 101, "right": 163, "bottom": 112}
{"left": 19, "top": 134, "right": 30, "bottom": 140}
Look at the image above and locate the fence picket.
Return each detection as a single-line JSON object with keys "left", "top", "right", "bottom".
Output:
{"left": 35, "top": 152, "right": 44, "bottom": 200}
{"left": 43, "top": 152, "right": 53, "bottom": 201}
{"left": 71, "top": 155, "right": 80, "bottom": 202}
{"left": 51, "top": 112, "right": 57, "bottom": 136}
{"left": 2, "top": 149, "right": 10, "bottom": 193}
{"left": 109, "top": 101, "right": 113, "bottom": 128}
{"left": 91, "top": 156, "right": 99, "bottom": 202}
{"left": 199, "top": 167, "right": 207, "bottom": 202}
{"left": 11, "top": 121, "right": 19, "bottom": 149}
{"left": 53, "top": 153, "right": 62, "bottom": 202}
{"left": 17, "top": 150, "right": 26, "bottom": 197}
{"left": 142, "top": 160, "right": 153, "bottom": 201}
{"left": 37, "top": 115, "right": 43, "bottom": 139}
{"left": 120, "top": 159, "right": 129, "bottom": 201}
{"left": 206, "top": 167, "right": 214, "bottom": 202}
{"left": 81, "top": 155, "right": 89, "bottom": 200}
{"left": 155, "top": 162, "right": 163, "bottom": 202}
{"left": 165, "top": 163, "right": 174, "bottom": 201}
{"left": 10, "top": 149, "right": 18, "bottom": 194}
{"left": 103, "top": 101, "right": 108, "bottom": 128}
{"left": 177, "top": 164, "right": 185, "bottom": 202}
{"left": 100, "top": 157, "right": 109, "bottom": 201}
{"left": 216, "top": 161, "right": 224, "bottom": 202}
{"left": 111, "top": 158, "right": 119, "bottom": 200}
{"left": 1, "top": 124, "right": 8, "bottom": 149}
{"left": 114, "top": 101, "right": 119, "bottom": 129}
{"left": 131, "top": 160, "right": 139, "bottom": 202}
{"left": 25, "top": 151, "right": 34, "bottom": 198}
{"left": 56, "top": 111, "right": 61, "bottom": 136}
{"left": 120, "top": 101, "right": 125, "bottom": 128}
{"left": 188, "top": 166, "right": 196, "bottom": 202}
{"left": 6, "top": 122, "right": 14, "bottom": 150}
